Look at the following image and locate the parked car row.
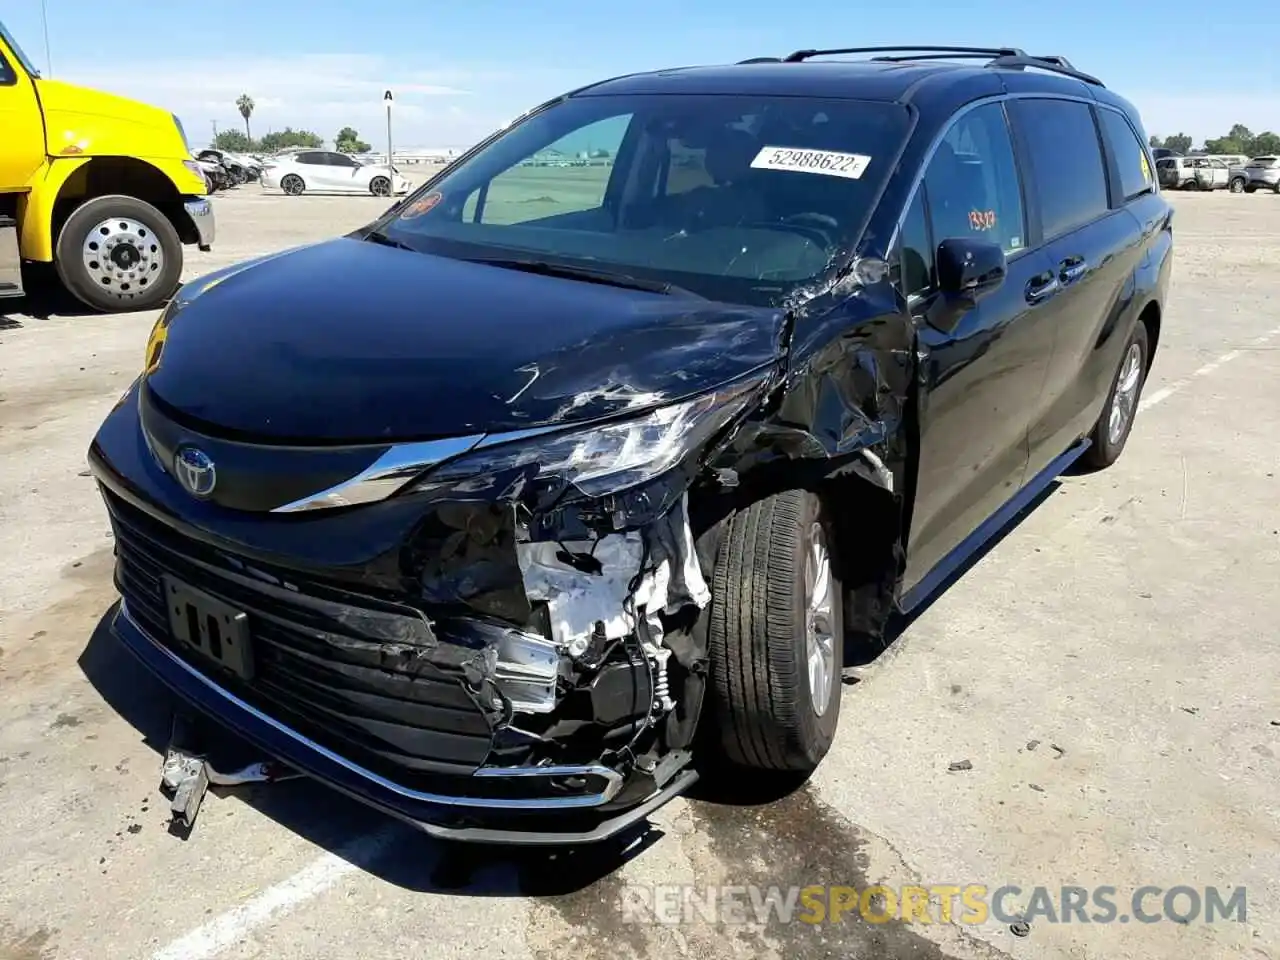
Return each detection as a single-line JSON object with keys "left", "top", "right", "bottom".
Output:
{"left": 194, "top": 149, "right": 264, "bottom": 192}
{"left": 1155, "top": 154, "right": 1280, "bottom": 194}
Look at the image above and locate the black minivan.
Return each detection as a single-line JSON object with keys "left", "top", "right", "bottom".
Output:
{"left": 90, "top": 45, "right": 1171, "bottom": 843}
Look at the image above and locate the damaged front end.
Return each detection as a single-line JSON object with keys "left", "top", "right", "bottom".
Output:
{"left": 92, "top": 369, "right": 774, "bottom": 843}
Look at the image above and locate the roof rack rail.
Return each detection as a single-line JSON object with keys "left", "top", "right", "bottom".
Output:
{"left": 774, "top": 45, "right": 1105, "bottom": 88}
{"left": 782, "top": 45, "right": 1026, "bottom": 63}
{"left": 986, "top": 54, "right": 1103, "bottom": 87}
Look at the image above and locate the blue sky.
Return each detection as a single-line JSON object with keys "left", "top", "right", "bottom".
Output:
{"left": 5, "top": 0, "right": 1277, "bottom": 150}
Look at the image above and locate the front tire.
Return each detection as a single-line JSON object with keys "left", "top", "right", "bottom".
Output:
{"left": 1229, "top": 177, "right": 1246, "bottom": 193}
{"left": 370, "top": 176, "right": 391, "bottom": 197}
{"left": 1081, "top": 322, "right": 1150, "bottom": 470}
{"left": 706, "top": 489, "right": 843, "bottom": 773}
{"left": 281, "top": 174, "right": 305, "bottom": 196}
{"left": 54, "top": 195, "right": 183, "bottom": 312}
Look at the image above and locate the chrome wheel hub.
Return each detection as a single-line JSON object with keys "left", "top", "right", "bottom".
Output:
{"left": 1108, "top": 342, "right": 1143, "bottom": 445}
{"left": 82, "top": 218, "right": 162, "bottom": 299}
{"left": 804, "top": 522, "right": 836, "bottom": 717}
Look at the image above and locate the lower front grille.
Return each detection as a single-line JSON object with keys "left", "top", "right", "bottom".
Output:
{"left": 103, "top": 489, "right": 498, "bottom": 783}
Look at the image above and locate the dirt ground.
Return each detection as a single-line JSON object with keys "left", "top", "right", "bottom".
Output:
{"left": 1, "top": 188, "right": 1277, "bottom": 960}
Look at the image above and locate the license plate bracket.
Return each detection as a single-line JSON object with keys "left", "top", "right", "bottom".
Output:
{"left": 162, "top": 575, "right": 255, "bottom": 681}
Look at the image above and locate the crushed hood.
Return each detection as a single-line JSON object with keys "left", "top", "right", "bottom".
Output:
{"left": 144, "top": 238, "right": 787, "bottom": 443}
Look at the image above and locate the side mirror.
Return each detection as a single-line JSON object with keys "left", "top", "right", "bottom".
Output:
{"left": 928, "top": 237, "right": 1006, "bottom": 332}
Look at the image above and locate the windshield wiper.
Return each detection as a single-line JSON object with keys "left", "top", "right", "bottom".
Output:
{"left": 363, "top": 229, "right": 415, "bottom": 251}
{"left": 468, "top": 257, "right": 700, "bottom": 297}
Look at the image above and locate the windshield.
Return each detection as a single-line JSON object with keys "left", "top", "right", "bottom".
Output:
{"left": 380, "top": 93, "right": 911, "bottom": 306}
{"left": 0, "top": 20, "right": 40, "bottom": 77}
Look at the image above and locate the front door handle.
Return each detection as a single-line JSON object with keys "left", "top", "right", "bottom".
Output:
{"left": 1025, "top": 272, "right": 1060, "bottom": 303}
{"left": 1059, "top": 256, "right": 1087, "bottom": 284}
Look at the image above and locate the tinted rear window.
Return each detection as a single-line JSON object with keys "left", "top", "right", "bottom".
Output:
{"left": 1009, "top": 98, "right": 1109, "bottom": 240}
{"left": 1097, "top": 108, "right": 1155, "bottom": 201}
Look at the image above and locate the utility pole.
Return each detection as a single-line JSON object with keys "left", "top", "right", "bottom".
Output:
{"left": 384, "top": 90, "right": 394, "bottom": 179}
{"left": 211, "top": 120, "right": 218, "bottom": 146}
{"left": 40, "top": 0, "right": 53, "bottom": 76}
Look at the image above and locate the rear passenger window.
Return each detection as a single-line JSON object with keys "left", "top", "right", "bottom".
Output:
{"left": 0, "top": 53, "right": 14, "bottom": 85}
{"left": 1010, "top": 99, "right": 1109, "bottom": 240}
{"left": 922, "top": 102, "right": 1025, "bottom": 256}
{"left": 1098, "top": 109, "right": 1154, "bottom": 201}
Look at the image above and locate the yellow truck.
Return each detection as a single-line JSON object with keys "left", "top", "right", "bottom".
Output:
{"left": 0, "top": 20, "right": 213, "bottom": 312}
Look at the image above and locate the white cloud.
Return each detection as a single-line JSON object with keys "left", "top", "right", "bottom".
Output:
{"left": 55, "top": 53, "right": 520, "bottom": 148}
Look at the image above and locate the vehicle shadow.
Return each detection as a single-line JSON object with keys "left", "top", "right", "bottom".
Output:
{"left": 78, "top": 605, "right": 664, "bottom": 897}
{"left": 78, "top": 479, "right": 1063, "bottom": 896}
{"left": 843, "top": 479, "right": 1062, "bottom": 668}
{"left": 0, "top": 269, "right": 106, "bottom": 322}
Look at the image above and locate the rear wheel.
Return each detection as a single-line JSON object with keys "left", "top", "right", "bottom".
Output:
{"left": 281, "top": 174, "right": 305, "bottom": 196}
{"left": 1081, "top": 322, "right": 1150, "bottom": 470}
{"left": 370, "top": 176, "right": 391, "bottom": 197}
{"left": 705, "top": 489, "right": 843, "bottom": 774}
{"left": 54, "top": 195, "right": 182, "bottom": 312}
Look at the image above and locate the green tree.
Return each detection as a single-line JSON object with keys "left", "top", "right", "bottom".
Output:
{"left": 1163, "top": 133, "right": 1193, "bottom": 154}
{"left": 335, "top": 126, "right": 372, "bottom": 153}
{"left": 258, "top": 128, "right": 323, "bottom": 152}
{"left": 1249, "top": 131, "right": 1280, "bottom": 155}
{"left": 236, "top": 94, "right": 255, "bottom": 141}
{"left": 1204, "top": 135, "right": 1245, "bottom": 155}
{"left": 212, "top": 129, "right": 253, "bottom": 152}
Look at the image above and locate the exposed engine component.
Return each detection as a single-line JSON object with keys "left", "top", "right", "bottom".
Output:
{"left": 511, "top": 493, "right": 710, "bottom": 725}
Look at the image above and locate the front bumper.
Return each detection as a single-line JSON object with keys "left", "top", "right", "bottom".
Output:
{"left": 110, "top": 603, "right": 692, "bottom": 843}
{"left": 88, "top": 390, "right": 697, "bottom": 844}
{"left": 183, "top": 197, "right": 215, "bottom": 251}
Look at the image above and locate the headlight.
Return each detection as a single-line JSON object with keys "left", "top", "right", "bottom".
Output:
{"left": 410, "top": 374, "right": 769, "bottom": 499}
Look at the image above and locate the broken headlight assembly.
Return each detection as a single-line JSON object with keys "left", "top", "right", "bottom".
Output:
{"left": 408, "top": 372, "right": 770, "bottom": 501}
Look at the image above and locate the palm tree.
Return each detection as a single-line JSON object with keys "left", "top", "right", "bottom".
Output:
{"left": 236, "top": 94, "right": 255, "bottom": 143}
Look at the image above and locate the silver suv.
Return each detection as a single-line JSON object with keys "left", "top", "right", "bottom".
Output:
{"left": 1157, "top": 155, "right": 1228, "bottom": 190}
{"left": 1228, "top": 157, "right": 1280, "bottom": 194}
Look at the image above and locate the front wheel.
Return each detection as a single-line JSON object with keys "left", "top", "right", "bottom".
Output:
{"left": 281, "top": 174, "right": 305, "bottom": 196}
{"left": 1081, "top": 322, "right": 1150, "bottom": 470}
{"left": 1229, "top": 177, "right": 1246, "bottom": 193}
{"left": 705, "top": 489, "right": 843, "bottom": 774}
{"left": 370, "top": 176, "right": 391, "bottom": 197}
{"left": 54, "top": 195, "right": 183, "bottom": 312}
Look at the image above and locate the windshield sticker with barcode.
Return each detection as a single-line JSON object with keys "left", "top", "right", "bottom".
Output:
{"left": 750, "top": 146, "right": 872, "bottom": 179}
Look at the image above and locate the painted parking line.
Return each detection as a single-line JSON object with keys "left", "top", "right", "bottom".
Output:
{"left": 150, "top": 826, "right": 400, "bottom": 960}
{"left": 1139, "top": 324, "right": 1280, "bottom": 413}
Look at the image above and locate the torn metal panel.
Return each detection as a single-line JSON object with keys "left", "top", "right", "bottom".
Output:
{"left": 516, "top": 493, "right": 711, "bottom": 656}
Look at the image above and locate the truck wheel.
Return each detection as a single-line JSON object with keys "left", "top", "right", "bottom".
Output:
{"left": 1081, "top": 321, "right": 1150, "bottom": 470}
{"left": 55, "top": 195, "right": 182, "bottom": 312}
{"left": 706, "top": 489, "right": 843, "bottom": 773}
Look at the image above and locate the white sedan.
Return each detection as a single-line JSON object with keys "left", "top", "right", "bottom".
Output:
{"left": 260, "top": 150, "right": 412, "bottom": 197}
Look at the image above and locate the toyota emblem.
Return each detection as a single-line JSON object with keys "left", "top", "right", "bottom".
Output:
{"left": 173, "top": 446, "right": 217, "bottom": 498}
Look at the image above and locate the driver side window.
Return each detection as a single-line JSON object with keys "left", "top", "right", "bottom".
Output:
{"left": 464, "top": 114, "right": 632, "bottom": 225}
{"left": 895, "top": 102, "right": 1025, "bottom": 299}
